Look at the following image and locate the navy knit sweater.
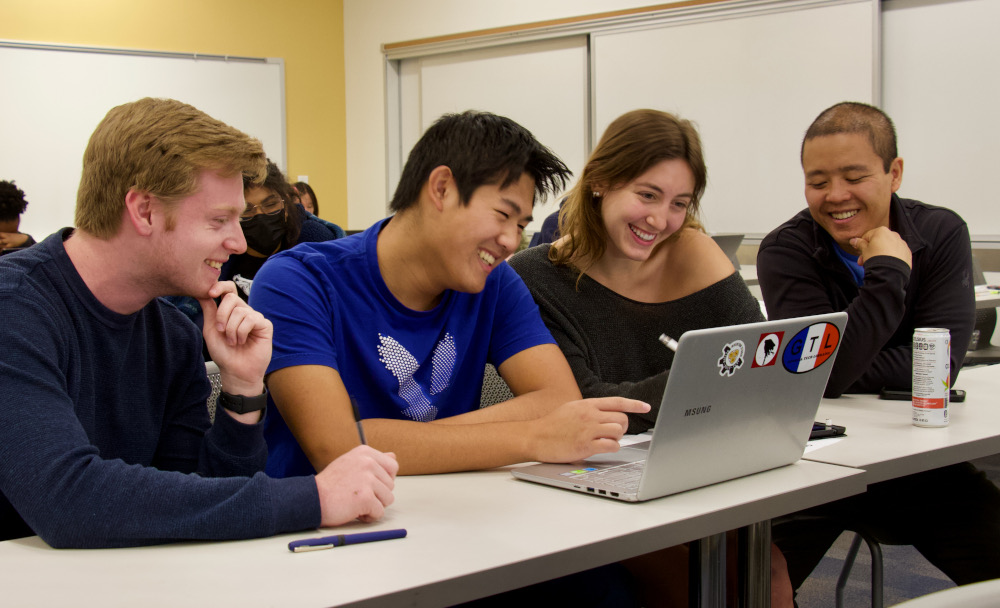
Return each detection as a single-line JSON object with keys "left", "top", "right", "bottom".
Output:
{"left": 0, "top": 230, "right": 320, "bottom": 548}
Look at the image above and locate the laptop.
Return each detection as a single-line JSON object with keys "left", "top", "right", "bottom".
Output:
{"left": 512, "top": 312, "right": 847, "bottom": 502}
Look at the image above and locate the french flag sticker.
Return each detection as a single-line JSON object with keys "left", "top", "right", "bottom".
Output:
{"left": 782, "top": 323, "right": 840, "bottom": 374}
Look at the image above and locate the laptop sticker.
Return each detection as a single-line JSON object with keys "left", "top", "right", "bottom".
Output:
{"left": 782, "top": 323, "right": 840, "bottom": 373}
{"left": 752, "top": 332, "right": 784, "bottom": 368}
{"left": 717, "top": 340, "right": 746, "bottom": 376}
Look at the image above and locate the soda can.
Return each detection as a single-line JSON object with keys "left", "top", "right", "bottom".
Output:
{"left": 912, "top": 328, "right": 950, "bottom": 427}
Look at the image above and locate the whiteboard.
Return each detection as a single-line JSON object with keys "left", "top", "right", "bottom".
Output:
{"left": 883, "top": 0, "right": 1000, "bottom": 243}
{"left": 592, "top": 0, "right": 876, "bottom": 239}
{"left": 392, "top": 36, "right": 589, "bottom": 233}
{"left": 0, "top": 43, "right": 285, "bottom": 242}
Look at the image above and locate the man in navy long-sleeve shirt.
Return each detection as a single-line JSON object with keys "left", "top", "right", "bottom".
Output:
{"left": 759, "top": 101, "right": 1000, "bottom": 594}
{"left": 0, "top": 97, "right": 397, "bottom": 548}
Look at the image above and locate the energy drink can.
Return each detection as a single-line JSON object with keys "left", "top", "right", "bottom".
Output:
{"left": 912, "top": 328, "right": 950, "bottom": 427}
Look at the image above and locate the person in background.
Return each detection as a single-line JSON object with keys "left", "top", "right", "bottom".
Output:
{"left": 292, "top": 181, "right": 346, "bottom": 239}
{"left": 293, "top": 180, "right": 318, "bottom": 215}
{"left": 759, "top": 101, "right": 1000, "bottom": 596}
{"left": 527, "top": 200, "right": 561, "bottom": 247}
{"left": 229, "top": 161, "right": 341, "bottom": 301}
{"left": 0, "top": 180, "right": 36, "bottom": 250}
{"left": 0, "top": 97, "right": 397, "bottom": 548}
{"left": 508, "top": 109, "right": 782, "bottom": 607}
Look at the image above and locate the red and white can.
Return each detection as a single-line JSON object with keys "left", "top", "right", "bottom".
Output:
{"left": 912, "top": 328, "right": 950, "bottom": 427}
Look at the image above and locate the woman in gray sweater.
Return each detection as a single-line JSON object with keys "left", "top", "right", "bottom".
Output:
{"left": 509, "top": 109, "right": 763, "bottom": 433}
{"left": 508, "top": 109, "right": 785, "bottom": 607}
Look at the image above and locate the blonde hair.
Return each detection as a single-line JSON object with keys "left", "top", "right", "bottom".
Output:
{"left": 551, "top": 109, "right": 706, "bottom": 280}
{"left": 75, "top": 97, "right": 267, "bottom": 238}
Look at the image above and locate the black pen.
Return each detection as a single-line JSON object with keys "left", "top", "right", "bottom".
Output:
{"left": 349, "top": 395, "right": 367, "bottom": 445}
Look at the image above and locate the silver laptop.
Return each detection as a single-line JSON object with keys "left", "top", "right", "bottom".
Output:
{"left": 512, "top": 312, "right": 847, "bottom": 502}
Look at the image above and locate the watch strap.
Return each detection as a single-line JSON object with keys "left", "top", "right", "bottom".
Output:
{"left": 218, "top": 388, "right": 268, "bottom": 414}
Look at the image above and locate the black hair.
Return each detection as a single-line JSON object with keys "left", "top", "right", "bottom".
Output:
{"left": 0, "top": 180, "right": 29, "bottom": 223}
{"left": 803, "top": 102, "right": 898, "bottom": 172}
{"left": 389, "top": 111, "right": 571, "bottom": 212}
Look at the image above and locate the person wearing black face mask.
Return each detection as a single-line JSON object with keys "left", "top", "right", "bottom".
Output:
{"left": 241, "top": 199, "right": 286, "bottom": 255}
{"left": 221, "top": 160, "right": 343, "bottom": 302}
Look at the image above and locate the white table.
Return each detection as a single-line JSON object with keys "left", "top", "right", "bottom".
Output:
{"left": 892, "top": 577, "right": 1000, "bottom": 607}
{"left": 0, "top": 460, "right": 864, "bottom": 608}
{"left": 975, "top": 289, "right": 1000, "bottom": 310}
{"left": 806, "top": 364, "right": 1000, "bottom": 483}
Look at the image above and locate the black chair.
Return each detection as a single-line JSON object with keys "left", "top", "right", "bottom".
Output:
{"left": 834, "top": 527, "right": 890, "bottom": 608}
{"left": 965, "top": 307, "right": 1000, "bottom": 366}
{"left": 782, "top": 515, "right": 895, "bottom": 608}
{"left": 965, "top": 257, "right": 1000, "bottom": 367}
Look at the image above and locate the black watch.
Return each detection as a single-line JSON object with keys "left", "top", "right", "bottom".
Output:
{"left": 218, "top": 389, "right": 268, "bottom": 414}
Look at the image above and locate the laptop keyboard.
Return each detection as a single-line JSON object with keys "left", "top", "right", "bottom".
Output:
{"left": 571, "top": 460, "right": 646, "bottom": 489}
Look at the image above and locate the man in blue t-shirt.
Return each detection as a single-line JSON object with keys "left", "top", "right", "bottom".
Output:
{"left": 0, "top": 98, "right": 397, "bottom": 548}
{"left": 252, "top": 111, "right": 650, "bottom": 476}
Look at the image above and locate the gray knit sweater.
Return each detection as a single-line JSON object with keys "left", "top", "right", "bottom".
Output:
{"left": 509, "top": 245, "right": 764, "bottom": 433}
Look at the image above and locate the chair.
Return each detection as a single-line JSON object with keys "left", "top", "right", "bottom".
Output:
{"left": 782, "top": 515, "right": 897, "bottom": 608}
{"left": 834, "top": 527, "right": 887, "bottom": 608}
{"left": 205, "top": 361, "right": 222, "bottom": 422}
{"left": 964, "top": 306, "right": 1000, "bottom": 367}
{"left": 479, "top": 363, "right": 514, "bottom": 409}
{"left": 964, "top": 256, "right": 1000, "bottom": 366}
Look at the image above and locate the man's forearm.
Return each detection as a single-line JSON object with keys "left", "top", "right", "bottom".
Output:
{"left": 364, "top": 417, "right": 535, "bottom": 474}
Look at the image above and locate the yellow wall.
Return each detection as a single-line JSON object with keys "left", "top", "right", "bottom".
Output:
{"left": 1, "top": 0, "right": 348, "bottom": 225}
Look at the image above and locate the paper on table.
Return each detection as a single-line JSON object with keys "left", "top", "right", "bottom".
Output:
{"left": 804, "top": 436, "right": 845, "bottom": 453}
{"left": 627, "top": 432, "right": 841, "bottom": 453}
{"left": 620, "top": 432, "right": 654, "bottom": 447}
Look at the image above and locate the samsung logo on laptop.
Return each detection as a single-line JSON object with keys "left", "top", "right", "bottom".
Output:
{"left": 684, "top": 406, "right": 712, "bottom": 417}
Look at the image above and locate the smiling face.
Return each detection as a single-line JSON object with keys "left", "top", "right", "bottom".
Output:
{"left": 599, "top": 158, "right": 694, "bottom": 263}
{"left": 803, "top": 133, "right": 903, "bottom": 254}
{"left": 440, "top": 172, "right": 535, "bottom": 294}
{"left": 153, "top": 169, "right": 247, "bottom": 298}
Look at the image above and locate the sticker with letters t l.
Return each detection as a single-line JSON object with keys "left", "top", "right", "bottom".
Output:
{"left": 782, "top": 323, "right": 840, "bottom": 373}
{"left": 752, "top": 332, "right": 784, "bottom": 368}
{"left": 717, "top": 340, "right": 746, "bottom": 377}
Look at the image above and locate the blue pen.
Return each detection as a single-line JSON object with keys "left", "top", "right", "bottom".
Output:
{"left": 288, "top": 528, "right": 407, "bottom": 553}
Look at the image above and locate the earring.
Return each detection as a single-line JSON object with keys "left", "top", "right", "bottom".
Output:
{"left": 592, "top": 191, "right": 602, "bottom": 198}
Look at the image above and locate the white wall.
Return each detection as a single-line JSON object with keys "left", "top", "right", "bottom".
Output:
{"left": 342, "top": 0, "right": 655, "bottom": 230}
{"left": 882, "top": 0, "right": 1000, "bottom": 242}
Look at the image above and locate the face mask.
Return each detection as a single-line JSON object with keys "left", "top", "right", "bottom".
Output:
{"left": 241, "top": 211, "right": 286, "bottom": 254}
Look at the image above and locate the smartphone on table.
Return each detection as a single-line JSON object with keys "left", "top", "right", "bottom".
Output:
{"left": 879, "top": 389, "right": 966, "bottom": 402}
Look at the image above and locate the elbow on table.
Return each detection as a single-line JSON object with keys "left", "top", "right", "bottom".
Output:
{"left": 35, "top": 525, "right": 102, "bottom": 549}
{"left": 32, "top": 519, "right": 140, "bottom": 550}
